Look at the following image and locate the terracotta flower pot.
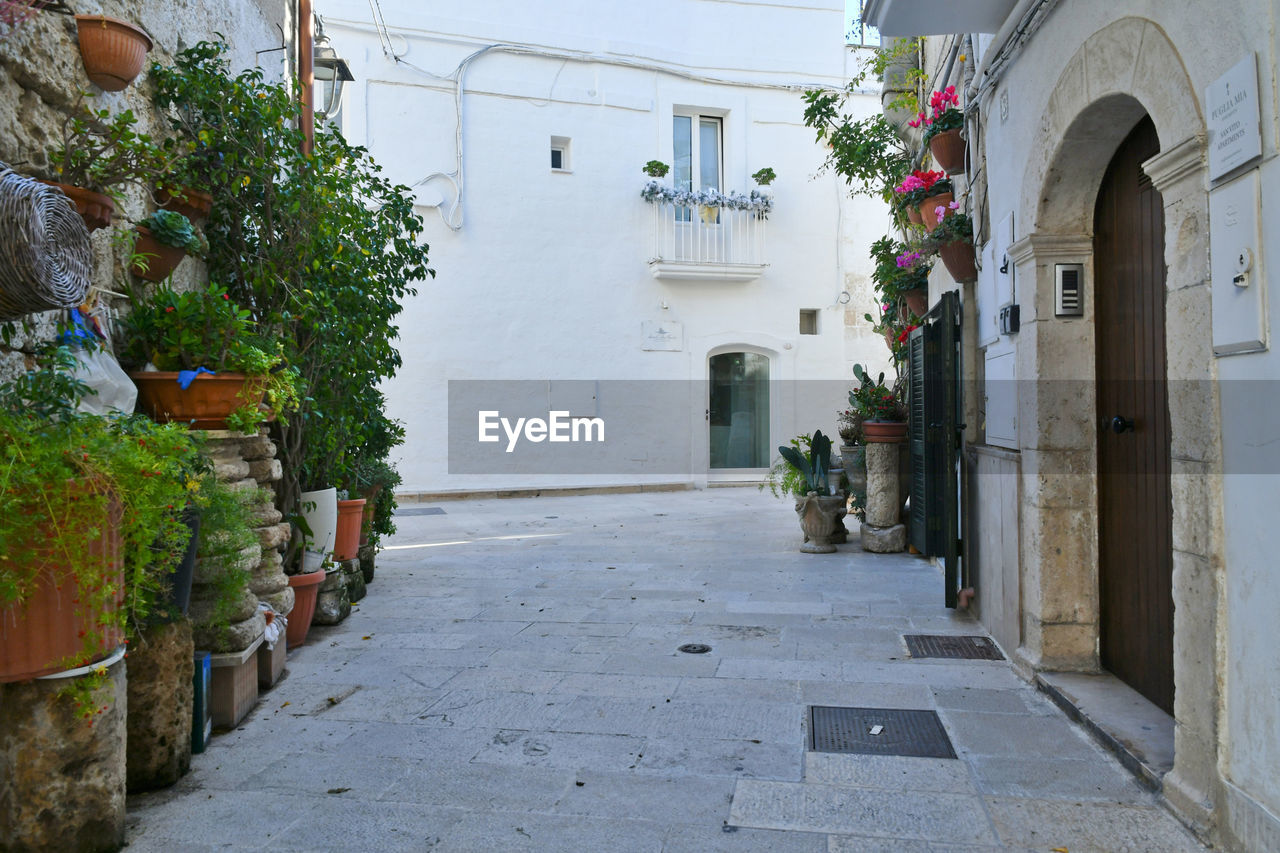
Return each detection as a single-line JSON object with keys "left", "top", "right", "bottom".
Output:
{"left": 0, "top": 495, "right": 123, "bottom": 682}
{"left": 929, "top": 128, "right": 966, "bottom": 175}
{"left": 131, "top": 226, "right": 187, "bottom": 282}
{"left": 863, "top": 421, "right": 908, "bottom": 443}
{"left": 285, "top": 570, "right": 326, "bottom": 649}
{"left": 906, "top": 204, "right": 923, "bottom": 225}
{"left": 130, "top": 371, "right": 265, "bottom": 430}
{"left": 39, "top": 181, "right": 115, "bottom": 231}
{"left": 75, "top": 15, "right": 152, "bottom": 92}
{"left": 939, "top": 240, "right": 978, "bottom": 282}
{"left": 921, "top": 191, "right": 954, "bottom": 231}
{"left": 157, "top": 186, "right": 213, "bottom": 223}
{"left": 333, "top": 498, "right": 366, "bottom": 562}
{"left": 903, "top": 287, "right": 928, "bottom": 318}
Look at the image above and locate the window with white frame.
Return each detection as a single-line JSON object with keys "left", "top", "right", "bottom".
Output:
{"left": 673, "top": 111, "right": 722, "bottom": 222}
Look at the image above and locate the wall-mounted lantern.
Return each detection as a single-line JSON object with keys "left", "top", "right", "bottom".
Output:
{"left": 313, "top": 19, "right": 353, "bottom": 122}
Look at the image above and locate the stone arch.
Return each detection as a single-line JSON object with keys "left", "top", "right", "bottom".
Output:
{"left": 1006, "top": 14, "right": 1220, "bottom": 822}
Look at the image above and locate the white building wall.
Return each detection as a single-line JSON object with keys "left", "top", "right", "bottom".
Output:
{"left": 317, "top": 1, "right": 888, "bottom": 492}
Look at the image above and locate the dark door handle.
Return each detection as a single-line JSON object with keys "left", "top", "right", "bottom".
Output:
{"left": 1111, "top": 415, "right": 1135, "bottom": 434}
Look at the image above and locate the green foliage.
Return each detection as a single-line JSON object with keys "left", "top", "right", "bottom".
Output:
{"left": 642, "top": 160, "right": 670, "bottom": 178}
{"left": 47, "top": 97, "right": 176, "bottom": 196}
{"left": 801, "top": 102, "right": 908, "bottom": 203}
{"left": 191, "top": 476, "right": 257, "bottom": 638}
{"left": 119, "top": 282, "right": 303, "bottom": 433}
{"left": 870, "top": 236, "right": 929, "bottom": 303}
{"left": 851, "top": 364, "right": 906, "bottom": 421}
{"left": 925, "top": 211, "right": 974, "bottom": 247}
{"left": 777, "top": 430, "right": 833, "bottom": 495}
{"left": 0, "top": 345, "right": 200, "bottom": 708}
{"left": 150, "top": 41, "right": 431, "bottom": 565}
{"left": 761, "top": 434, "right": 811, "bottom": 498}
{"left": 138, "top": 210, "right": 204, "bottom": 253}
{"left": 750, "top": 167, "right": 776, "bottom": 186}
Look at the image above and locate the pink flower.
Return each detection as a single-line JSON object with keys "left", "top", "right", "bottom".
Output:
{"left": 934, "top": 204, "right": 946, "bottom": 220}
{"left": 948, "top": 200, "right": 960, "bottom": 210}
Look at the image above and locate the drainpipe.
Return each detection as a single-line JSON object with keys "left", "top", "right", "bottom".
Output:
{"left": 299, "top": 0, "right": 314, "bottom": 154}
{"left": 965, "top": 0, "right": 1042, "bottom": 103}
{"left": 880, "top": 36, "right": 919, "bottom": 146}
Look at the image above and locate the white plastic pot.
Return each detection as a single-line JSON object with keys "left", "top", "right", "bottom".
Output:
{"left": 298, "top": 487, "right": 337, "bottom": 571}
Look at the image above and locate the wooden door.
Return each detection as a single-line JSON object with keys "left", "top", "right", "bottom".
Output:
{"left": 1094, "top": 116, "right": 1174, "bottom": 714}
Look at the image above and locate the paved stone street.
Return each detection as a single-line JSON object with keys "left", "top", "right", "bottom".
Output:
{"left": 126, "top": 489, "right": 1206, "bottom": 851}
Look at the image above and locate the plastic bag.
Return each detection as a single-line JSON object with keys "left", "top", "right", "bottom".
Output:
{"left": 62, "top": 309, "right": 136, "bottom": 415}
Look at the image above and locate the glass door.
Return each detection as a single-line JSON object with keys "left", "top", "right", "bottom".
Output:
{"left": 708, "top": 352, "right": 769, "bottom": 469}
{"left": 673, "top": 114, "right": 722, "bottom": 223}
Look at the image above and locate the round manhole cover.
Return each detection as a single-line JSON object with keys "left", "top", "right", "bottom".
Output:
{"left": 677, "top": 643, "right": 712, "bottom": 654}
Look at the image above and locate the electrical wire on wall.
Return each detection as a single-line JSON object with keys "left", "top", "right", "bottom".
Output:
{"left": 336, "top": 15, "right": 850, "bottom": 231}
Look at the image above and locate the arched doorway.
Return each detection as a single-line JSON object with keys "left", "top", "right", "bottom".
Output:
{"left": 1093, "top": 115, "right": 1174, "bottom": 714}
{"left": 708, "top": 351, "right": 770, "bottom": 470}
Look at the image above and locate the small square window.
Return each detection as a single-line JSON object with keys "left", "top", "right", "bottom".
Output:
{"left": 551, "top": 135, "right": 571, "bottom": 171}
{"left": 799, "top": 310, "right": 819, "bottom": 335}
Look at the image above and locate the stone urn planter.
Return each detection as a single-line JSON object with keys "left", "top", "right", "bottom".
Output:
{"left": 794, "top": 493, "right": 845, "bottom": 554}
{"left": 74, "top": 15, "right": 152, "bottom": 92}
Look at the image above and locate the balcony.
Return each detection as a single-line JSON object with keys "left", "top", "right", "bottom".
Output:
{"left": 647, "top": 198, "right": 769, "bottom": 283}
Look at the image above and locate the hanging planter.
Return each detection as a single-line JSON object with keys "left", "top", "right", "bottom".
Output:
{"left": 36, "top": 181, "right": 116, "bottom": 232}
{"left": 156, "top": 185, "right": 213, "bottom": 224}
{"left": 74, "top": 15, "right": 152, "bottom": 92}
{"left": 929, "top": 128, "right": 966, "bottom": 175}
{"left": 939, "top": 241, "right": 978, "bottom": 282}
{"left": 131, "top": 372, "right": 266, "bottom": 430}
{"left": 920, "top": 192, "right": 954, "bottom": 231}
{"left": 903, "top": 287, "right": 929, "bottom": 318}
{"left": 130, "top": 225, "right": 187, "bottom": 281}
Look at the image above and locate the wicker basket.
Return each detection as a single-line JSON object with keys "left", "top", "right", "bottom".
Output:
{"left": 0, "top": 165, "right": 92, "bottom": 320}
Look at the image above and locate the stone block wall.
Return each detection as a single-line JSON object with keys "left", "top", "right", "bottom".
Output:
{"left": 191, "top": 429, "right": 292, "bottom": 653}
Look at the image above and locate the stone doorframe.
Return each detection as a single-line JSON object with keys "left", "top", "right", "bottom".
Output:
{"left": 1001, "top": 17, "right": 1224, "bottom": 830}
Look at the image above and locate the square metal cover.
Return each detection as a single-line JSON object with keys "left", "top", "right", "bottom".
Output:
{"left": 904, "top": 634, "right": 1004, "bottom": 661}
{"left": 396, "top": 506, "right": 446, "bottom": 516}
{"left": 808, "top": 706, "right": 956, "bottom": 759}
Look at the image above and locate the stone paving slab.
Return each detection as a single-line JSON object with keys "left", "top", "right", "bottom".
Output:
{"left": 125, "top": 489, "right": 1208, "bottom": 851}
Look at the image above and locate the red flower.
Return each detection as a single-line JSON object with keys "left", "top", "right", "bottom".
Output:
{"left": 165, "top": 306, "right": 175, "bottom": 313}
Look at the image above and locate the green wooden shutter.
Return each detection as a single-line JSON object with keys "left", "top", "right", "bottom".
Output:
{"left": 908, "top": 291, "right": 963, "bottom": 608}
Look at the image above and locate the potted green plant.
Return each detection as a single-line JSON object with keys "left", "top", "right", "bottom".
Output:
{"left": 776, "top": 430, "right": 844, "bottom": 554}
{"left": 44, "top": 100, "right": 172, "bottom": 230}
{"left": 751, "top": 167, "right": 776, "bottom": 186}
{"left": 912, "top": 86, "right": 965, "bottom": 175}
{"left": 119, "top": 282, "right": 301, "bottom": 432}
{"left": 892, "top": 169, "right": 947, "bottom": 227}
{"left": 925, "top": 206, "right": 977, "bottom": 282}
{"left": 0, "top": 345, "right": 197, "bottom": 719}
{"left": 131, "top": 210, "right": 207, "bottom": 281}
{"left": 851, "top": 364, "right": 907, "bottom": 442}
{"left": 642, "top": 160, "right": 670, "bottom": 178}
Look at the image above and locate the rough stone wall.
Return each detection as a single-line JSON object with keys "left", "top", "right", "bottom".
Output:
{"left": 0, "top": 1, "right": 290, "bottom": 380}
{"left": 125, "top": 619, "right": 194, "bottom": 793}
{"left": 190, "top": 429, "right": 292, "bottom": 652}
{"left": 0, "top": 657, "right": 127, "bottom": 852}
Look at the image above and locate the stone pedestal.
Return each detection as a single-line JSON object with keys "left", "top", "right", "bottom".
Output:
{"left": 257, "top": 635, "right": 286, "bottom": 689}
{"left": 358, "top": 543, "right": 376, "bottom": 585}
{"left": 312, "top": 567, "right": 352, "bottom": 626}
{"left": 862, "top": 442, "right": 906, "bottom": 553}
{"left": 126, "top": 620, "right": 194, "bottom": 793}
{"left": 0, "top": 657, "right": 127, "bottom": 852}
{"left": 344, "top": 556, "right": 367, "bottom": 603}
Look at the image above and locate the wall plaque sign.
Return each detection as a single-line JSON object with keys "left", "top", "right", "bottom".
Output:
{"left": 1206, "top": 54, "right": 1262, "bottom": 181}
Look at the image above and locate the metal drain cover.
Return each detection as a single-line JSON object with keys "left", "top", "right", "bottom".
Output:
{"left": 677, "top": 643, "right": 712, "bottom": 654}
{"left": 809, "top": 706, "right": 956, "bottom": 759}
{"left": 904, "top": 634, "right": 1004, "bottom": 661}
{"left": 396, "top": 506, "right": 447, "bottom": 517}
